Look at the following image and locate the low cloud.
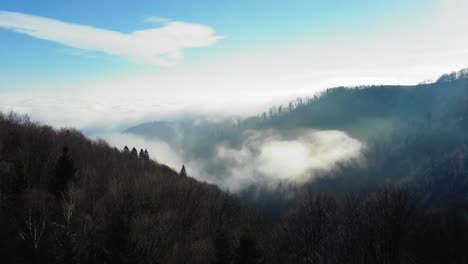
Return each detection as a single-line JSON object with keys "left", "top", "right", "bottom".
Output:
{"left": 0, "top": 10, "right": 223, "bottom": 66}
{"left": 93, "top": 127, "right": 364, "bottom": 193}
{"left": 167, "top": 129, "right": 365, "bottom": 191}
{"left": 210, "top": 129, "right": 364, "bottom": 191}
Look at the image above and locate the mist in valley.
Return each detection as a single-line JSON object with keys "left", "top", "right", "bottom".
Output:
{"left": 103, "top": 127, "right": 365, "bottom": 192}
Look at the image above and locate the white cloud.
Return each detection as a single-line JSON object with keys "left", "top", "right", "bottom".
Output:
{"left": 0, "top": 10, "right": 223, "bottom": 66}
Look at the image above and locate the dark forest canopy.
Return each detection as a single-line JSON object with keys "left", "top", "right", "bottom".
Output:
{"left": 0, "top": 112, "right": 270, "bottom": 263}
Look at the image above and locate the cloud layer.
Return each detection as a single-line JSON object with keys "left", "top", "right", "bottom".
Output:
{"left": 0, "top": 11, "right": 223, "bottom": 65}
{"left": 2, "top": 0, "right": 468, "bottom": 132}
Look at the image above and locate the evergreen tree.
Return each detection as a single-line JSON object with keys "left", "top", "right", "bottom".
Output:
{"left": 180, "top": 165, "right": 187, "bottom": 177}
{"left": 123, "top": 146, "right": 130, "bottom": 154}
{"left": 131, "top": 147, "right": 138, "bottom": 158}
{"left": 144, "top": 149, "right": 150, "bottom": 160}
{"left": 139, "top": 149, "right": 145, "bottom": 159}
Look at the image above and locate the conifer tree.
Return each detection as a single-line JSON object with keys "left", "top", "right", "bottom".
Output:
{"left": 131, "top": 147, "right": 138, "bottom": 158}
{"left": 123, "top": 146, "right": 130, "bottom": 154}
{"left": 180, "top": 165, "right": 187, "bottom": 177}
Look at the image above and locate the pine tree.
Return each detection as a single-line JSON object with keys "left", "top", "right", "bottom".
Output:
{"left": 139, "top": 149, "right": 145, "bottom": 159}
{"left": 180, "top": 165, "right": 187, "bottom": 177}
{"left": 144, "top": 149, "right": 150, "bottom": 160}
{"left": 131, "top": 147, "right": 138, "bottom": 158}
{"left": 123, "top": 146, "right": 130, "bottom": 154}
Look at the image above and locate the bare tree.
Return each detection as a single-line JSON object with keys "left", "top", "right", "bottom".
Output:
{"left": 20, "top": 189, "right": 51, "bottom": 249}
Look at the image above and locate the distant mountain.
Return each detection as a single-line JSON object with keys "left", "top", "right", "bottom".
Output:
{"left": 125, "top": 68, "right": 468, "bottom": 210}
{"left": 242, "top": 68, "right": 468, "bottom": 139}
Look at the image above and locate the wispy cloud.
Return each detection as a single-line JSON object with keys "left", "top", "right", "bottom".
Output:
{"left": 0, "top": 11, "right": 223, "bottom": 66}
{"left": 143, "top": 16, "right": 170, "bottom": 24}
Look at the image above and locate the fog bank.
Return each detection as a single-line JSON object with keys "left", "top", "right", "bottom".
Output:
{"left": 96, "top": 128, "right": 365, "bottom": 192}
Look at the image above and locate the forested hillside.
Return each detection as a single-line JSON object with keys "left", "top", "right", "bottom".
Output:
{"left": 245, "top": 68, "right": 468, "bottom": 138}
{"left": 250, "top": 68, "right": 468, "bottom": 210}
{"left": 0, "top": 113, "right": 269, "bottom": 263}
{"left": 2, "top": 111, "right": 468, "bottom": 263}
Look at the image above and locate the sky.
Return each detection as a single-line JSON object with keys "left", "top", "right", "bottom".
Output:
{"left": 1, "top": 0, "right": 468, "bottom": 130}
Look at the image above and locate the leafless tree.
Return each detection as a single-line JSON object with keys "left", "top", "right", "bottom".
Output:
{"left": 20, "top": 189, "right": 51, "bottom": 249}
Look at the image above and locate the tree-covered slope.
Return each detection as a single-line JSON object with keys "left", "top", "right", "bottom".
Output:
{"left": 0, "top": 112, "right": 268, "bottom": 264}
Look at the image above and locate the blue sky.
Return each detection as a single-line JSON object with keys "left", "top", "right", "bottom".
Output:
{"left": 0, "top": 0, "right": 431, "bottom": 88}
{"left": 1, "top": 0, "right": 467, "bottom": 129}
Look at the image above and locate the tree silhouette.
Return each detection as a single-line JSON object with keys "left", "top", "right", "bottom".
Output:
{"left": 180, "top": 165, "right": 187, "bottom": 177}
{"left": 131, "top": 147, "right": 138, "bottom": 158}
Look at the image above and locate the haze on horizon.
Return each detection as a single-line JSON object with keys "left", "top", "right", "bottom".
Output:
{"left": 1, "top": 0, "right": 468, "bottom": 131}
